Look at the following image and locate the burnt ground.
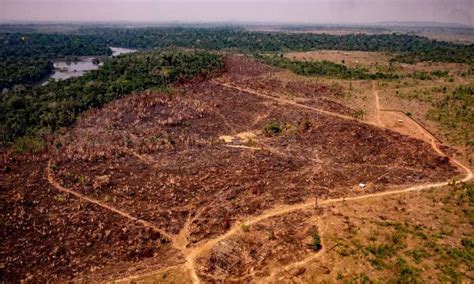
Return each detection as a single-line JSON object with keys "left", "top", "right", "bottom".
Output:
{"left": 0, "top": 55, "right": 461, "bottom": 282}
{"left": 0, "top": 154, "right": 182, "bottom": 283}
{"left": 197, "top": 210, "right": 320, "bottom": 281}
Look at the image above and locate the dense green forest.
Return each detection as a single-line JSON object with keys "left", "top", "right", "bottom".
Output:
{"left": 79, "top": 27, "right": 474, "bottom": 64}
{"left": 1, "top": 58, "right": 54, "bottom": 89}
{"left": 0, "top": 33, "right": 111, "bottom": 89}
{"left": 0, "top": 33, "right": 110, "bottom": 59}
{"left": 0, "top": 50, "right": 223, "bottom": 144}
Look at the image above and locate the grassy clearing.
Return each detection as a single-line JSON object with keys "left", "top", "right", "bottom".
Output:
{"left": 256, "top": 54, "right": 398, "bottom": 80}
{"left": 395, "top": 86, "right": 449, "bottom": 103}
{"left": 428, "top": 86, "right": 474, "bottom": 152}
{"left": 322, "top": 183, "right": 474, "bottom": 283}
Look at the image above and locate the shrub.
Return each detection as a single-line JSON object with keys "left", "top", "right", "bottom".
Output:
{"left": 394, "top": 257, "right": 421, "bottom": 283}
{"left": 461, "top": 237, "right": 473, "bottom": 249}
{"left": 263, "top": 121, "right": 282, "bottom": 135}
{"left": 312, "top": 231, "right": 322, "bottom": 251}
{"left": 352, "top": 109, "right": 365, "bottom": 120}
{"left": 241, "top": 224, "right": 250, "bottom": 232}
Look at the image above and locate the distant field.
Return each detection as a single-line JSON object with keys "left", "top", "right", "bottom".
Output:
{"left": 283, "top": 50, "right": 471, "bottom": 74}
{"left": 247, "top": 25, "right": 474, "bottom": 44}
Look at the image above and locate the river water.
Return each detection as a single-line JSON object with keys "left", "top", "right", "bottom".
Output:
{"left": 44, "top": 47, "right": 136, "bottom": 83}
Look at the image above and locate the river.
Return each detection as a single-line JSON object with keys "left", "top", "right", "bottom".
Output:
{"left": 44, "top": 47, "right": 137, "bottom": 84}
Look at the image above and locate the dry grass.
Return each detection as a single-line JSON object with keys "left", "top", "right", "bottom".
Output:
{"left": 281, "top": 182, "right": 474, "bottom": 283}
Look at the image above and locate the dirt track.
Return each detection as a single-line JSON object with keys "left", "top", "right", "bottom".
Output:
{"left": 46, "top": 162, "right": 174, "bottom": 243}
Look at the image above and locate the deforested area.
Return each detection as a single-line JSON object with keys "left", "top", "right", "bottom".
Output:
{"left": 1, "top": 2, "right": 473, "bottom": 283}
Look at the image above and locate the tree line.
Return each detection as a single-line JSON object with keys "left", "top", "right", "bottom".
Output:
{"left": 256, "top": 54, "right": 454, "bottom": 81}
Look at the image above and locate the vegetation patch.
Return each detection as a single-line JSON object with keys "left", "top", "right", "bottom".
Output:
{"left": 12, "top": 135, "right": 45, "bottom": 154}
{"left": 82, "top": 27, "right": 474, "bottom": 65}
{"left": 428, "top": 85, "right": 474, "bottom": 151}
{"left": 263, "top": 121, "right": 283, "bottom": 135}
{"left": 0, "top": 59, "right": 53, "bottom": 90}
{"left": 312, "top": 231, "right": 322, "bottom": 251}
{"left": 255, "top": 54, "right": 398, "bottom": 80}
{"left": 330, "top": 183, "right": 474, "bottom": 283}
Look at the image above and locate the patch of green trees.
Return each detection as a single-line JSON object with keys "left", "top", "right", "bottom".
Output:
{"left": 1, "top": 58, "right": 53, "bottom": 89}
{"left": 391, "top": 48, "right": 474, "bottom": 65}
{"left": 0, "top": 33, "right": 110, "bottom": 59}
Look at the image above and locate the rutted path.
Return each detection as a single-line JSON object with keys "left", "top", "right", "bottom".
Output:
{"left": 212, "top": 81, "right": 362, "bottom": 124}
{"left": 46, "top": 80, "right": 473, "bottom": 283}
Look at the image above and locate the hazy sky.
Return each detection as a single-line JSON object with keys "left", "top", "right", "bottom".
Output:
{"left": 1, "top": 0, "right": 473, "bottom": 26}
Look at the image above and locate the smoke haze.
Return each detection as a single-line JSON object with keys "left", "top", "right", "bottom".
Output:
{"left": 1, "top": 0, "right": 473, "bottom": 26}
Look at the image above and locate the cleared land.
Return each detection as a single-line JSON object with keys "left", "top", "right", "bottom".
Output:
{"left": 1, "top": 55, "right": 472, "bottom": 283}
